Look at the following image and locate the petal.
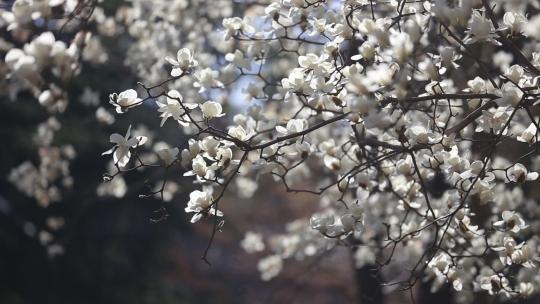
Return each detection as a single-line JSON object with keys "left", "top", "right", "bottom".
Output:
{"left": 115, "top": 106, "right": 125, "bottom": 114}
{"left": 190, "top": 213, "right": 203, "bottom": 223}
{"left": 110, "top": 133, "right": 124, "bottom": 143}
{"left": 102, "top": 147, "right": 114, "bottom": 155}
{"left": 527, "top": 172, "right": 539, "bottom": 180}
{"left": 183, "top": 171, "right": 195, "bottom": 176}
{"left": 165, "top": 57, "right": 178, "bottom": 65}
{"left": 135, "top": 136, "right": 148, "bottom": 146}
{"left": 116, "top": 150, "right": 131, "bottom": 167}
{"left": 171, "top": 68, "right": 182, "bottom": 77}
{"left": 124, "top": 89, "right": 137, "bottom": 99}
{"left": 127, "top": 137, "right": 138, "bottom": 147}
{"left": 276, "top": 126, "right": 288, "bottom": 134}
{"left": 125, "top": 125, "right": 132, "bottom": 138}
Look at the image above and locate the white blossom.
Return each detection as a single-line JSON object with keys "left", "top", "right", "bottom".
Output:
{"left": 185, "top": 188, "right": 222, "bottom": 223}
{"left": 165, "top": 48, "right": 198, "bottom": 77}
{"left": 241, "top": 231, "right": 265, "bottom": 253}
{"left": 200, "top": 101, "right": 224, "bottom": 119}
{"left": 257, "top": 255, "right": 283, "bottom": 281}
{"left": 109, "top": 89, "right": 142, "bottom": 114}
{"left": 507, "top": 163, "right": 538, "bottom": 183}
{"left": 102, "top": 125, "right": 148, "bottom": 167}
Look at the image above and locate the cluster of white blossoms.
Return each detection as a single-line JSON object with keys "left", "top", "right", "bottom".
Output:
{"left": 4, "top": 0, "right": 540, "bottom": 301}
{"left": 105, "top": 0, "right": 540, "bottom": 299}
{"left": 1, "top": 0, "right": 126, "bottom": 256}
{"left": 1, "top": 0, "right": 124, "bottom": 196}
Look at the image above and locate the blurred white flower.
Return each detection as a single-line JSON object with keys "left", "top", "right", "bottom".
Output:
{"left": 258, "top": 255, "right": 283, "bottom": 281}
{"left": 157, "top": 147, "right": 179, "bottom": 165}
{"left": 165, "top": 48, "right": 198, "bottom": 77}
{"left": 241, "top": 231, "right": 265, "bottom": 253}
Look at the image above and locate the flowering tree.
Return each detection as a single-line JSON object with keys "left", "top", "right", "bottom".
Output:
{"left": 3, "top": 0, "right": 540, "bottom": 302}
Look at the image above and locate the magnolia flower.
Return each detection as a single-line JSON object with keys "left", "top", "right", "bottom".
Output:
{"left": 352, "top": 41, "right": 376, "bottom": 62}
{"left": 456, "top": 216, "right": 482, "bottom": 238}
{"left": 241, "top": 231, "right": 265, "bottom": 253}
{"left": 502, "top": 12, "right": 526, "bottom": 35}
{"left": 480, "top": 275, "right": 510, "bottom": 295}
{"left": 225, "top": 50, "right": 250, "bottom": 69}
{"left": 200, "top": 101, "right": 224, "bottom": 119}
{"left": 337, "top": 213, "right": 353, "bottom": 233}
{"left": 222, "top": 17, "right": 255, "bottom": 40}
{"left": 511, "top": 244, "right": 535, "bottom": 268}
{"left": 465, "top": 11, "right": 498, "bottom": 45}
{"left": 340, "top": 206, "right": 363, "bottom": 233}
{"left": 390, "top": 31, "right": 414, "bottom": 63}
{"left": 264, "top": 3, "right": 280, "bottom": 19}
{"left": 396, "top": 156, "right": 413, "bottom": 175}
{"left": 243, "top": 82, "right": 265, "bottom": 100}
{"left": 310, "top": 18, "right": 328, "bottom": 35}
{"left": 505, "top": 65, "right": 525, "bottom": 84}
{"left": 165, "top": 48, "right": 198, "bottom": 77}
{"left": 517, "top": 123, "right": 538, "bottom": 144}
{"left": 102, "top": 125, "right": 148, "bottom": 167}
{"left": 417, "top": 59, "right": 439, "bottom": 81}
{"left": 476, "top": 107, "right": 512, "bottom": 134}
{"left": 180, "top": 140, "right": 201, "bottom": 167}
{"left": 438, "top": 46, "right": 461, "bottom": 69}
{"left": 507, "top": 163, "right": 538, "bottom": 183}
{"left": 491, "top": 237, "right": 533, "bottom": 267}
{"left": 95, "top": 107, "right": 115, "bottom": 125}
{"left": 258, "top": 255, "right": 283, "bottom": 281}
{"left": 216, "top": 147, "right": 233, "bottom": 166}
{"left": 236, "top": 177, "right": 258, "bottom": 199}
{"left": 200, "top": 137, "right": 220, "bottom": 158}
{"left": 12, "top": 0, "right": 33, "bottom": 23}
{"left": 494, "top": 211, "right": 527, "bottom": 233}
{"left": 406, "top": 125, "right": 433, "bottom": 145}
{"left": 429, "top": 253, "right": 451, "bottom": 275}
{"left": 4, "top": 48, "right": 38, "bottom": 78}
{"left": 323, "top": 155, "right": 341, "bottom": 171}
{"left": 185, "top": 188, "right": 222, "bottom": 223}
{"left": 157, "top": 147, "right": 179, "bottom": 165}
{"left": 496, "top": 82, "right": 523, "bottom": 107}
{"left": 228, "top": 125, "right": 250, "bottom": 141}
{"left": 520, "top": 282, "right": 535, "bottom": 298}
{"left": 310, "top": 213, "right": 335, "bottom": 234}
{"left": 281, "top": 68, "right": 312, "bottom": 94}
{"left": 109, "top": 89, "right": 142, "bottom": 114}
{"left": 193, "top": 68, "right": 224, "bottom": 93}
{"left": 459, "top": 160, "right": 484, "bottom": 179}
{"left": 156, "top": 90, "right": 197, "bottom": 126}
{"left": 275, "top": 118, "right": 307, "bottom": 135}
{"left": 298, "top": 53, "right": 331, "bottom": 76}
{"left": 24, "top": 32, "right": 56, "bottom": 64}
{"left": 467, "top": 76, "right": 487, "bottom": 93}
{"left": 38, "top": 90, "right": 54, "bottom": 107}
{"left": 184, "top": 154, "right": 211, "bottom": 178}
{"left": 97, "top": 175, "right": 127, "bottom": 198}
